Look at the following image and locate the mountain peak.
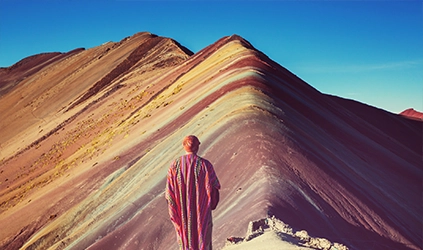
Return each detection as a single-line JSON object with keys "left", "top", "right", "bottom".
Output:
{"left": 217, "top": 34, "right": 258, "bottom": 51}
{"left": 0, "top": 31, "right": 420, "bottom": 250}
{"left": 400, "top": 108, "right": 423, "bottom": 120}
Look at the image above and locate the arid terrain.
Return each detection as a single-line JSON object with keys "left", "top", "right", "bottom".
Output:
{"left": 0, "top": 32, "right": 421, "bottom": 250}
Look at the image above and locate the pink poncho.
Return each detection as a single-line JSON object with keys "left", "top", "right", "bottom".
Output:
{"left": 166, "top": 154, "right": 220, "bottom": 250}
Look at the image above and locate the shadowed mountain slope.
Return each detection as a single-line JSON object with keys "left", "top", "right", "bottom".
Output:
{"left": 0, "top": 33, "right": 421, "bottom": 250}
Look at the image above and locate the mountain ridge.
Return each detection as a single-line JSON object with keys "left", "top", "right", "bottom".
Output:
{"left": 0, "top": 32, "right": 421, "bottom": 250}
{"left": 400, "top": 108, "right": 423, "bottom": 120}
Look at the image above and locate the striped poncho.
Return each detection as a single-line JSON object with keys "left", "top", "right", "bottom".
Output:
{"left": 165, "top": 153, "right": 220, "bottom": 250}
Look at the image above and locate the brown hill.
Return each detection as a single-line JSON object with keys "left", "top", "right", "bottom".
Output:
{"left": 400, "top": 108, "right": 423, "bottom": 120}
{"left": 0, "top": 32, "right": 421, "bottom": 250}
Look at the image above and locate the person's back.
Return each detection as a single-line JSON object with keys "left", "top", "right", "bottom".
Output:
{"left": 166, "top": 135, "right": 220, "bottom": 250}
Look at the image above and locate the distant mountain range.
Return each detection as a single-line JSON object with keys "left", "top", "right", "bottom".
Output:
{"left": 0, "top": 32, "right": 421, "bottom": 250}
{"left": 400, "top": 108, "right": 423, "bottom": 120}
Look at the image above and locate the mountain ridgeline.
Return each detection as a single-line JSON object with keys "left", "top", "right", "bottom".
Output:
{"left": 0, "top": 32, "right": 421, "bottom": 250}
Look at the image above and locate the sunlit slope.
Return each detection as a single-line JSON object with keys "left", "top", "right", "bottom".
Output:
{"left": 0, "top": 32, "right": 192, "bottom": 249}
{"left": 11, "top": 35, "right": 276, "bottom": 250}
{"left": 0, "top": 33, "right": 421, "bottom": 250}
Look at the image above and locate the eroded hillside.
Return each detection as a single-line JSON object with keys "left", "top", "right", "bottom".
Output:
{"left": 0, "top": 32, "right": 421, "bottom": 250}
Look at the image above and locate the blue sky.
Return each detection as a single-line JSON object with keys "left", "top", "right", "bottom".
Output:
{"left": 1, "top": 0, "right": 422, "bottom": 113}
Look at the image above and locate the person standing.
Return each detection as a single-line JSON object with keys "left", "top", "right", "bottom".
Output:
{"left": 166, "top": 135, "right": 221, "bottom": 250}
